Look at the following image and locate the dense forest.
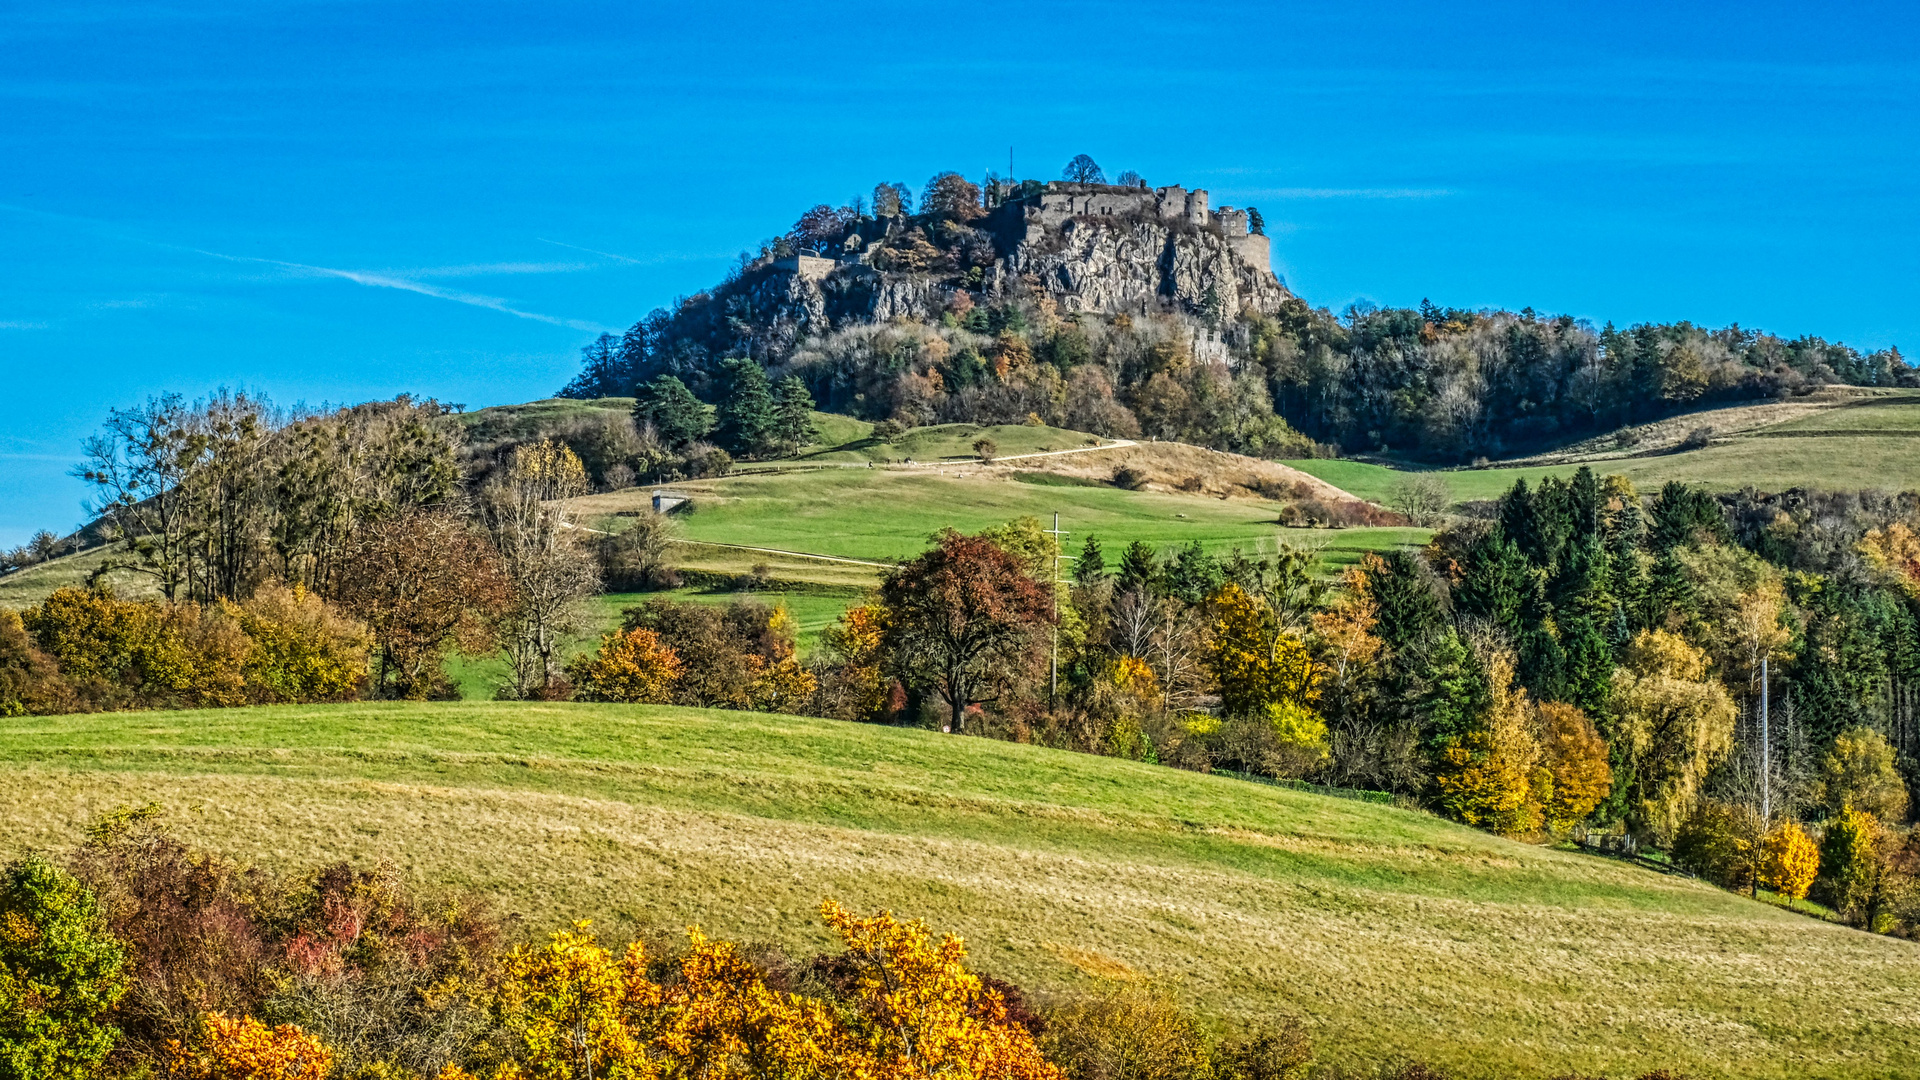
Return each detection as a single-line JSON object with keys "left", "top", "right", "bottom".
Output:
{"left": 564, "top": 161, "right": 1913, "bottom": 463}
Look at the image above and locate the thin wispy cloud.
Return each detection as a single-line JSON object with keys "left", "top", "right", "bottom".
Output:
{"left": 197, "top": 250, "right": 617, "bottom": 333}
{"left": 536, "top": 238, "right": 725, "bottom": 266}
{"left": 1247, "top": 187, "right": 1456, "bottom": 200}
{"left": 400, "top": 261, "right": 592, "bottom": 279}
{"left": 1244, "top": 186, "right": 1451, "bottom": 198}
{"left": 0, "top": 320, "right": 49, "bottom": 329}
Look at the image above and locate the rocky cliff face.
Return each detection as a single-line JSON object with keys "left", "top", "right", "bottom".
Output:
{"left": 1006, "top": 215, "right": 1289, "bottom": 321}
{"left": 736, "top": 204, "right": 1291, "bottom": 360}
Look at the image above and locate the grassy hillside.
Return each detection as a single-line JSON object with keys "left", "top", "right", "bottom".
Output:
{"left": 758, "top": 420, "right": 1111, "bottom": 466}
{"left": 576, "top": 469, "right": 1426, "bottom": 571}
{"left": 2, "top": 702, "right": 1914, "bottom": 1078}
{"left": 0, "top": 546, "right": 157, "bottom": 609}
{"left": 1287, "top": 388, "right": 1920, "bottom": 506}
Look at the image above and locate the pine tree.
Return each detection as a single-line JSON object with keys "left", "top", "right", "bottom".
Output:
{"left": 1074, "top": 536, "right": 1106, "bottom": 585}
{"left": 634, "top": 375, "right": 712, "bottom": 450}
{"left": 1116, "top": 540, "right": 1157, "bottom": 594}
{"left": 716, "top": 358, "right": 776, "bottom": 457}
{"left": 1368, "top": 549, "right": 1444, "bottom": 652}
{"left": 770, "top": 375, "right": 818, "bottom": 455}
{"left": 1456, "top": 533, "right": 1531, "bottom": 633}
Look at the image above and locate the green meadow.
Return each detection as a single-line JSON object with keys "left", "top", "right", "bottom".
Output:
{"left": 1, "top": 701, "right": 1912, "bottom": 1079}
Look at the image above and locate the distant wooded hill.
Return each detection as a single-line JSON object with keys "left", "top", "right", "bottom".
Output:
{"left": 562, "top": 166, "right": 1913, "bottom": 464}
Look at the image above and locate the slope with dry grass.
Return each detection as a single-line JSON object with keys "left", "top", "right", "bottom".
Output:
{"left": 2, "top": 701, "right": 1914, "bottom": 1079}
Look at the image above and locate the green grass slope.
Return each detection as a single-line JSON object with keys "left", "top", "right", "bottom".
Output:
{"left": 581, "top": 469, "right": 1425, "bottom": 570}
{"left": 3, "top": 702, "right": 1914, "bottom": 1079}
{"left": 759, "top": 421, "right": 1110, "bottom": 466}
{"left": 1287, "top": 389, "right": 1920, "bottom": 506}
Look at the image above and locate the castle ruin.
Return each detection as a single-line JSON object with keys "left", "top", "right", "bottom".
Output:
{"left": 1014, "top": 181, "right": 1271, "bottom": 270}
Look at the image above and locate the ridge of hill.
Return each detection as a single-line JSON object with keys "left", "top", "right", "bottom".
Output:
{"left": 1285, "top": 386, "right": 1920, "bottom": 508}
{"left": 3, "top": 700, "right": 1913, "bottom": 1079}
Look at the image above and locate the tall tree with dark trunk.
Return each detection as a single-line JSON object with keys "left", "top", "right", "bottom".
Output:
{"left": 879, "top": 530, "right": 1053, "bottom": 732}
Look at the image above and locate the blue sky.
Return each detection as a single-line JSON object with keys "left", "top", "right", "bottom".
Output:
{"left": 3, "top": 0, "right": 1917, "bottom": 546}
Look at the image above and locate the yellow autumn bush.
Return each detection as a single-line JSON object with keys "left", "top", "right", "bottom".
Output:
{"left": 167, "top": 1012, "right": 332, "bottom": 1080}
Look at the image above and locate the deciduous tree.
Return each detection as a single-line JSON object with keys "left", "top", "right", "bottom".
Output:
{"left": 330, "top": 511, "right": 513, "bottom": 699}
{"left": 880, "top": 530, "right": 1053, "bottom": 732}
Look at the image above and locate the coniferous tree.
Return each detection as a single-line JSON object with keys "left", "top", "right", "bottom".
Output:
{"left": 769, "top": 375, "right": 818, "bottom": 455}
{"left": 1116, "top": 541, "right": 1158, "bottom": 594}
{"left": 1554, "top": 536, "right": 1616, "bottom": 713}
{"left": 716, "top": 359, "right": 776, "bottom": 457}
{"left": 1074, "top": 536, "right": 1106, "bottom": 585}
{"left": 634, "top": 375, "right": 712, "bottom": 450}
{"left": 1369, "top": 550, "right": 1445, "bottom": 652}
{"left": 1456, "top": 532, "right": 1531, "bottom": 633}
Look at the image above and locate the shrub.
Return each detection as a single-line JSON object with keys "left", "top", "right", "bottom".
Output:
{"left": 1672, "top": 798, "right": 1761, "bottom": 891}
{"left": 1818, "top": 807, "right": 1884, "bottom": 925}
{"left": 974, "top": 436, "right": 999, "bottom": 462}
{"left": 166, "top": 1013, "right": 331, "bottom": 1080}
{"left": 1212, "top": 1024, "right": 1313, "bottom": 1080}
{"left": 619, "top": 599, "right": 817, "bottom": 712}
{"left": 1041, "top": 986, "right": 1212, "bottom": 1080}
{"left": 567, "top": 627, "right": 683, "bottom": 704}
{"left": 596, "top": 511, "right": 678, "bottom": 592}
{"left": 0, "top": 609, "right": 73, "bottom": 717}
{"left": 1111, "top": 466, "right": 1148, "bottom": 490}
{"left": 871, "top": 418, "right": 907, "bottom": 444}
{"left": 0, "top": 855, "right": 129, "bottom": 1080}
{"left": 1756, "top": 820, "right": 1819, "bottom": 904}
{"left": 228, "top": 583, "right": 369, "bottom": 703}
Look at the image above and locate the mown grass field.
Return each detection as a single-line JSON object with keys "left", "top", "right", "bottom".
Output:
{"left": 1, "top": 702, "right": 1914, "bottom": 1079}
{"left": 581, "top": 468, "right": 1427, "bottom": 569}
{"left": 1286, "top": 389, "right": 1920, "bottom": 507}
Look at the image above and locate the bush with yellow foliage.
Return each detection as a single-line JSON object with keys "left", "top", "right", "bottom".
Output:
{"left": 1756, "top": 820, "right": 1819, "bottom": 905}
{"left": 167, "top": 1012, "right": 332, "bottom": 1080}
{"left": 567, "top": 627, "right": 683, "bottom": 704}
{"left": 483, "top": 901, "right": 1061, "bottom": 1080}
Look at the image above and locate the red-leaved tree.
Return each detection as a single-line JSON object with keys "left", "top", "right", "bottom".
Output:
{"left": 879, "top": 530, "right": 1052, "bottom": 733}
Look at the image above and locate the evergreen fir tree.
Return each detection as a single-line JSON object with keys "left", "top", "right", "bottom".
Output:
{"left": 1116, "top": 540, "right": 1157, "bottom": 594}
{"left": 1369, "top": 549, "right": 1446, "bottom": 652}
{"left": 1567, "top": 465, "right": 1602, "bottom": 541}
{"left": 1553, "top": 536, "right": 1616, "bottom": 713}
{"left": 769, "top": 375, "right": 818, "bottom": 454}
{"left": 716, "top": 358, "right": 776, "bottom": 457}
{"left": 634, "top": 375, "right": 713, "bottom": 449}
{"left": 1456, "top": 533, "right": 1531, "bottom": 633}
{"left": 1074, "top": 536, "right": 1107, "bottom": 585}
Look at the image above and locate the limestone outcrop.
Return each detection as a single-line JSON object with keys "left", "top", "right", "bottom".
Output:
{"left": 738, "top": 179, "right": 1291, "bottom": 359}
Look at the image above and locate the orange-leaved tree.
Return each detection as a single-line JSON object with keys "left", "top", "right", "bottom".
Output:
{"left": 167, "top": 1012, "right": 332, "bottom": 1080}
{"left": 569, "top": 627, "right": 683, "bottom": 704}
{"left": 879, "top": 530, "right": 1053, "bottom": 733}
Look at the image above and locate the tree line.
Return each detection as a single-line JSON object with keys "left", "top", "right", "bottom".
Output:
{"left": 8, "top": 389, "right": 1920, "bottom": 935}
{"left": 0, "top": 806, "right": 1721, "bottom": 1080}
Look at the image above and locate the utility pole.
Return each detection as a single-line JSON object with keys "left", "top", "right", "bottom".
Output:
{"left": 1761, "top": 654, "right": 1771, "bottom": 821}
{"left": 1044, "top": 511, "right": 1067, "bottom": 710}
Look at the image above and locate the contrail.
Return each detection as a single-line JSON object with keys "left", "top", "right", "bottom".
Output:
{"left": 537, "top": 237, "right": 651, "bottom": 264}
{"left": 198, "top": 250, "right": 616, "bottom": 333}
